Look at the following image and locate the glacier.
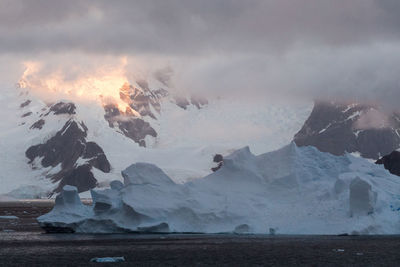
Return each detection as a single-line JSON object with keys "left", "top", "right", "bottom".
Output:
{"left": 38, "top": 143, "right": 400, "bottom": 234}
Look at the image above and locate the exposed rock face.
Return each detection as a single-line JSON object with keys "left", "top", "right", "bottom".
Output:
{"left": 102, "top": 82, "right": 166, "bottom": 147}
{"left": 294, "top": 101, "right": 400, "bottom": 159}
{"left": 174, "top": 95, "right": 208, "bottom": 110}
{"left": 55, "top": 164, "right": 97, "bottom": 193}
{"left": 48, "top": 102, "right": 76, "bottom": 115}
{"left": 30, "top": 119, "right": 45, "bottom": 130}
{"left": 20, "top": 100, "right": 31, "bottom": 108}
{"left": 26, "top": 120, "right": 88, "bottom": 168}
{"left": 25, "top": 119, "right": 111, "bottom": 193}
{"left": 21, "top": 112, "right": 32, "bottom": 118}
{"left": 376, "top": 151, "right": 400, "bottom": 177}
{"left": 213, "top": 154, "right": 224, "bottom": 163}
{"left": 119, "top": 82, "right": 162, "bottom": 119}
{"left": 211, "top": 154, "right": 224, "bottom": 172}
{"left": 104, "top": 82, "right": 208, "bottom": 146}
{"left": 174, "top": 96, "right": 190, "bottom": 110}
{"left": 104, "top": 104, "right": 157, "bottom": 147}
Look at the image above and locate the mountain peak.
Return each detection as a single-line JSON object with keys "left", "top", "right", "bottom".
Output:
{"left": 294, "top": 101, "right": 400, "bottom": 159}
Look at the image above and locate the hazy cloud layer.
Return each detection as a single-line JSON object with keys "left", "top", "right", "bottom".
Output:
{"left": 2, "top": 0, "right": 400, "bottom": 54}
{"left": 1, "top": 0, "right": 400, "bottom": 108}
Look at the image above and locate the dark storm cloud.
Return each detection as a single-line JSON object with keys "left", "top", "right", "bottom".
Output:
{"left": 1, "top": 0, "right": 400, "bottom": 109}
{"left": 0, "top": 0, "right": 89, "bottom": 28}
{"left": 1, "top": 0, "right": 400, "bottom": 54}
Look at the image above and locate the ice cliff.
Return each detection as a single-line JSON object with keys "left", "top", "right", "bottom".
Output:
{"left": 38, "top": 143, "right": 400, "bottom": 234}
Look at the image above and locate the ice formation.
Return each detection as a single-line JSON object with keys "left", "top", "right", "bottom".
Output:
{"left": 38, "top": 143, "right": 400, "bottom": 234}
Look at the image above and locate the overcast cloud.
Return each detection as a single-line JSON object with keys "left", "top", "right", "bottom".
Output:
{"left": 1, "top": 0, "right": 400, "bottom": 108}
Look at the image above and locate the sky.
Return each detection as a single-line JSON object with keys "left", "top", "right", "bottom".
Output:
{"left": 1, "top": 0, "right": 400, "bottom": 108}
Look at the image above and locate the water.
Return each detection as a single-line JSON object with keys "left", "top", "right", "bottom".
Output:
{"left": 1, "top": 200, "right": 400, "bottom": 266}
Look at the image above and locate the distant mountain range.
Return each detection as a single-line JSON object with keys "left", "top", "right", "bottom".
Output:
{"left": 3, "top": 82, "right": 400, "bottom": 198}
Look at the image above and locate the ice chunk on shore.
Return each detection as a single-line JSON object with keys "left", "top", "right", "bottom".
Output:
{"left": 37, "top": 185, "right": 92, "bottom": 232}
{"left": 38, "top": 143, "right": 400, "bottom": 234}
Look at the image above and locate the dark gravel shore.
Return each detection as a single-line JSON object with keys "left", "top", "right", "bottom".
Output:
{"left": 1, "top": 201, "right": 400, "bottom": 266}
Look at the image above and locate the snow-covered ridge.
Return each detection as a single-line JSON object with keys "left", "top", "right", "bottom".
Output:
{"left": 38, "top": 143, "right": 400, "bottom": 235}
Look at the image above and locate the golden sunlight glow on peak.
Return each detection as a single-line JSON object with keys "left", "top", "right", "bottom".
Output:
{"left": 21, "top": 61, "right": 42, "bottom": 80}
{"left": 19, "top": 58, "right": 133, "bottom": 113}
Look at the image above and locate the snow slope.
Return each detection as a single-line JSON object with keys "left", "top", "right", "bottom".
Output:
{"left": 0, "top": 88, "right": 55, "bottom": 196}
{"left": 38, "top": 143, "right": 400, "bottom": 234}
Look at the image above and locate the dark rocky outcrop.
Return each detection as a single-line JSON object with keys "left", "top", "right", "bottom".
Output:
{"left": 21, "top": 112, "right": 32, "bottom": 118}
{"left": 20, "top": 100, "right": 31, "bottom": 108}
{"left": 213, "top": 154, "right": 224, "bottom": 163}
{"left": 30, "top": 119, "right": 45, "bottom": 130}
{"left": 26, "top": 119, "right": 111, "bottom": 193}
{"left": 118, "top": 119, "right": 157, "bottom": 147}
{"left": 48, "top": 102, "right": 76, "bottom": 115}
{"left": 103, "top": 82, "right": 164, "bottom": 146}
{"left": 84, "top": 142, "right": 111, "bottom": 172}
{"left": 174, "top": 96, "right": 190, "bottom": 110}
{"left": 211, "top": 154, "right": 224, "bottom": 172}
{"left": 294, "top": 101, "right": 400, "bottom": 160}
{"left": 175, "top": 95, "right": 208, "bottom": 110}
{"left": 119, "top": 82, "right": 161, "bottom": 119}
{"left": 26, "top": 120, "right": 88, "bottom": 168}
{"left": 104, "top": 82, "right": 208, "bottom": 146}
{"left": 104, "top": 104, "right": 157, "bottom": 147}
{"left": 54, "top": 164, "right": 97, "bottom": 193}
{"left": 376, "top": 151, "right": 400, "bottom": 177}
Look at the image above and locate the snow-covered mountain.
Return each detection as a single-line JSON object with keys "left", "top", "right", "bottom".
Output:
{"left": 0, "top": 79, "right": 311, "bottom": 197}
{"left": 9, "top": 80, "right": 209, "bottom": 195}
{"left": 39, "top": 143, "right": 400, "bottom": 234}
{"left": 26, "top": 117, "right": 111, "bottom": 195}
{"left": 294, "top": 101, "right": 400, "bottom": 160}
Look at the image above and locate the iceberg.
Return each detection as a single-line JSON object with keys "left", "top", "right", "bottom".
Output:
{"left": 38, "top": 143, "right": 400, "bottom": 234}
